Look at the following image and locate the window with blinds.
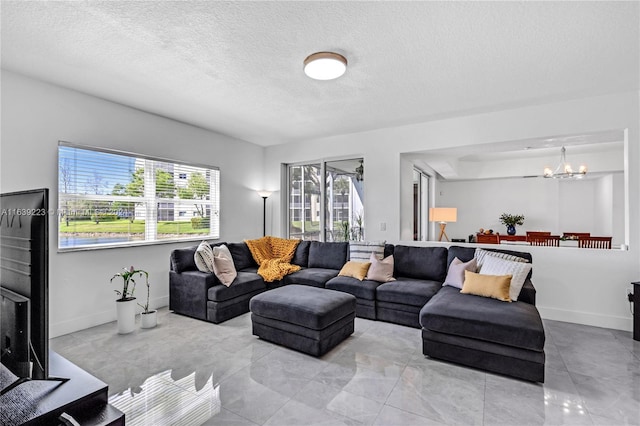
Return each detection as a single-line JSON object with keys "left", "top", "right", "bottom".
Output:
{"left": 58, "top": 142, "right": 220, "bottom": 250}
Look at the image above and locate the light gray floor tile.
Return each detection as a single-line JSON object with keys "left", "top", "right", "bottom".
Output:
{"left": 48, "top": 309, "right": 640, "bottom": 426}
{"left": 570, "top": 371, "right": 640, "bottom": 425}
{"left": 373, "top": 405, "right": 447, "bottom": 425}
{"left": 218, "top": 366, "right": 291, "bottom": 424}
{"left": 264, "top": 399, "right": 352, "bottom": 426}
{"left": 293, "top": 380, "right": 383, "bottom": 425}
{"left": 200, "top": 408, "right": 259, "bottom": 425}
{"left": 483, "top": 370, "right": 592, "bottom": 425}
{"left": 386, "top": 359, "right": 486, "bottom": 425}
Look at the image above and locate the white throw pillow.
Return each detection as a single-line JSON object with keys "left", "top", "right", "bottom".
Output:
{"left": 479, "top": 255, "right": 532, "bottom": 301}
{"left": 349, "top": 241, "right": 385, "bottom": 262}
{"left": 212, "top": 244, "right": 237, "bottom": 287}
{"left": 194, "top": 241, "right": 214, "bottom": 273}
{"left": 474, "top": 248, "right": 529, "bottom": 270}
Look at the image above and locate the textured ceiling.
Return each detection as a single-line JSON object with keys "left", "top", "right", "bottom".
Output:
{"left": 1, "top": 1, "right": 639, "bottom": 146}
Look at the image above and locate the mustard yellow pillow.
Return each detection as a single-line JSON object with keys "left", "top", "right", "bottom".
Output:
{"left": 461, "top": 270, "right": 512, "bottom": 302}
{"left": 338, "top": 261, "right": 372, "bottom": 281}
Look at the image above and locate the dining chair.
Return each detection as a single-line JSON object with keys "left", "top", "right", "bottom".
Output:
{"left": 578, "top": 236, "right": 612, "bottom": 249}
{"left": 526, "top": 231, "right": 551, "bottom": 242}
{"left": 476, "top": 233, "right": 499, "bottom": 244}
{"left": 528, "top": 235, "right": 561, "bottom": 247}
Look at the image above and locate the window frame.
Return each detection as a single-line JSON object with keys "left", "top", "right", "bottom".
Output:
{"left": 57, "top": 141, "right": 220, "bottom": 252}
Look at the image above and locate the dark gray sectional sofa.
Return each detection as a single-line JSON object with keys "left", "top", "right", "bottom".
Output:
{"left": 169, "top": 240, "right": 545, "bottom": 382}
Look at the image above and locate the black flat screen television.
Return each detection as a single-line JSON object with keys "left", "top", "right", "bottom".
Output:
{"left": 0, "top": 188, "right": 49, "bottom": 381}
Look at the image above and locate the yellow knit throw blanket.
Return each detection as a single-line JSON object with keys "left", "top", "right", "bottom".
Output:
{"left": 245, "top": 236, "right": 301, "bottom": 282}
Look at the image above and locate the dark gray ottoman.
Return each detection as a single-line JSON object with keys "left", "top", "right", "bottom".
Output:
{"left": 249, "top": 284, "right": 356, "bottom": 356}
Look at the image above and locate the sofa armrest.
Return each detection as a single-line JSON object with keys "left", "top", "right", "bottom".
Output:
{"left": 517, "top": 279, "right": 536, "bottom": 305}
{"left": 169, "top": 270, "right": 220, "bottom": 320}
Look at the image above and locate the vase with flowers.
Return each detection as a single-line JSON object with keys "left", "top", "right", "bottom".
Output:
{"left": 499, "top": 213, "right": 525, "bottom": 236}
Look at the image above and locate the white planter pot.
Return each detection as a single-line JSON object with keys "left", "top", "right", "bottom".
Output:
{"left": 140, "top": 310, "right": 157, "bottom": 329}
{"left": 116, "top": 298, "right": 136, "bottom": 334}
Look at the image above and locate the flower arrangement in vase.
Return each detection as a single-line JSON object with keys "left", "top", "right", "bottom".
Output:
{"left": 499, "top": 213, "right": 525, "bottom": 236}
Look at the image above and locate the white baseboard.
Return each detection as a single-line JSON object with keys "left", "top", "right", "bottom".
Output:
{"left": 538, "top": 306, "right": 633, "bottom": 332}
{"left": 50, "top": 295, "right": 170, "bottom": 338}
{"left": 51, "top": 298, "right": 632, "bottom": 337}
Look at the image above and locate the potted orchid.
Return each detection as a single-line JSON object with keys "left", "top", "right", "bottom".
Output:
{"left": 111, "top": 266, "right": 148, "bottom": 334}
{"left": 137, "top": 274, "right": 157, "bottom": 329}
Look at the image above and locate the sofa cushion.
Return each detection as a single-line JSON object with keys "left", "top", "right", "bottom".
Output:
{"left": 308, "top": 242, "right": 348, "bottom": 270}
{"left": 292, "top": 240, "right": 311, "bottom": 267}
{"left": 419, "top": 286, "right": 545, "bottom": 351}
{"left": 393, "top": 245, "right": 448, "bottom": 281}
{"left": 325, "top": 276, "right": 382, "bottom": 300}
{"left": 170, "top": 245, "right": 198, "bottom": 273}
{"left": 227, "top": 242, "right": 259, "bottom": 271}
{"left": 384, "top": 244, "right": 395, "bottom": 259}
{"left": 250, "top": 285, "right": 356, "bottom": 330}
{"left": 283, "top": 267, "right": 340, "bottom": 288}
{"left": 376, "top": 278, "right": 442, "bottom": 307}
{"left": 207, "top": 271, "right": 265, "bottom": 302}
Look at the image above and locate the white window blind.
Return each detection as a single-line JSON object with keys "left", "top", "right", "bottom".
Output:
{"left": 58, "top": 142, "right": 220, "bottom": 250}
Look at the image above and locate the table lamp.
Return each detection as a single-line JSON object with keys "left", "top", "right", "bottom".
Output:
{"left": 429, "top": 207, "right": 457, "bottom": 242}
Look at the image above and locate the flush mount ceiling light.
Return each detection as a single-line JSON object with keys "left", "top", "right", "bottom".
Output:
{"left": 543, "top": 146, "right": 587, "bottom": 179}
{"left": 303, "top": 52, "right": 347, "bottom": 80}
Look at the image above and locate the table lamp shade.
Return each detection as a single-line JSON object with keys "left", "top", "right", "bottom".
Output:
{"left": 429, "top": 207, "right": 457, "bottom": 223}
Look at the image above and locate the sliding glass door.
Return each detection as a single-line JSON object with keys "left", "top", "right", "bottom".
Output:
{"left": 287, "top": 158, "right": 364, "bottom": 241}
{"left": 287, "top": 164, "right": 322, "bottom": 240}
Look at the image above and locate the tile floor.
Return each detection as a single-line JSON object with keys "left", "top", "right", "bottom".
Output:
{"left": 50, "top": 308, "right": 640, "bottom": 425}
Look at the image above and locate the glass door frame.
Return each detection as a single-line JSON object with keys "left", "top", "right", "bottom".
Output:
{"left": 283, "top": 156, "right": 364, "bottom": 241}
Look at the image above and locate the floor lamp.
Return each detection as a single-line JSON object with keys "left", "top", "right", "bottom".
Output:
{"left": 257, "top": 190, "right": 272, "bottom": 236}
{"left": 429, "top": 207, "right": 457, "bottom": 242}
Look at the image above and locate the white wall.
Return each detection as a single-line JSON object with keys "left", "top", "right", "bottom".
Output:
{"left": 0, "top": 71, "right": 266, "bottom": 337}
{"left": 265, "top": 91, "right": 640, "bottom": 332}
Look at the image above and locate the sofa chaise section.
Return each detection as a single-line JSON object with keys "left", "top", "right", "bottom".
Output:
{"left": 420, "top": 286, "right": 545, "bottom": 382}
{"left": 420, "top": 245, "right": 545, "bottom": 382}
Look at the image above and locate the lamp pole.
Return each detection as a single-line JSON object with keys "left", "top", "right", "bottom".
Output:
{"left": 257, "top": 191, "right": 272, "bottom": 236}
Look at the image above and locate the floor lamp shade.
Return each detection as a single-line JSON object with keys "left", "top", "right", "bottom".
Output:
{"left": 429, "top": 208, "right": 457, "bottom": 242}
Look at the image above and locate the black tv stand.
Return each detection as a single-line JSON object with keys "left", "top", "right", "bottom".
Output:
{"left": 0, "top": 351, "right": 124, "bottom": 425}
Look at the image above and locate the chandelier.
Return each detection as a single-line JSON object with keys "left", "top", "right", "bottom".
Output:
{"left": 543, "top": 146, "right": 587, "bottom": 179}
